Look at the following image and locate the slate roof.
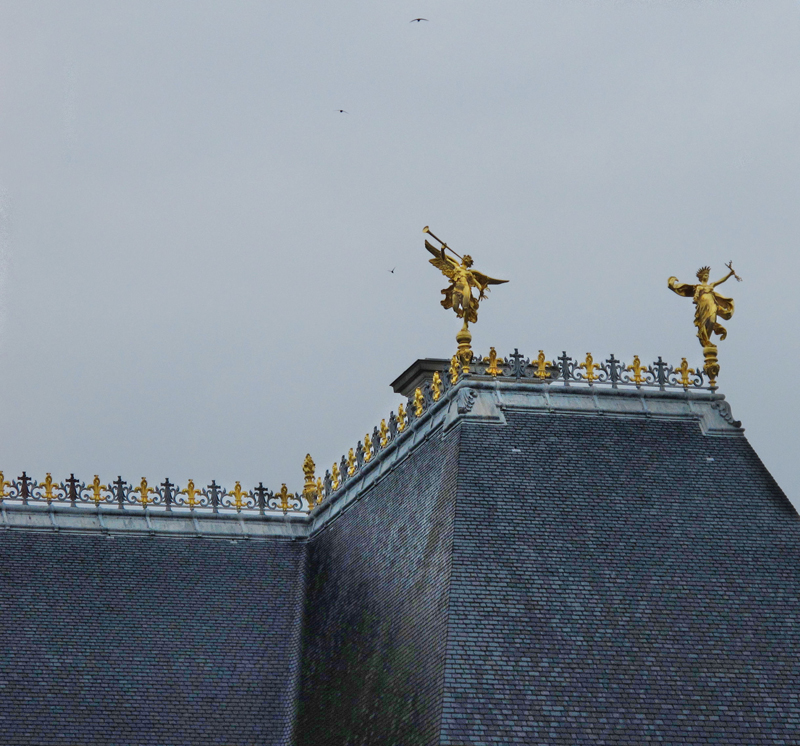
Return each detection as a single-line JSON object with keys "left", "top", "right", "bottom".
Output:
{"left": 1, "top": 370, "right": 798, "bottom": 745}
{"left": 0, "top": 533, "right": 306, "bottom": 745}
{"left": 442, "top": 410, "right": 800, "bottom": 745}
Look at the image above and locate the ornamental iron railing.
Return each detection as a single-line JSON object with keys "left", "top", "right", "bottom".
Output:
{"left": 0, "top": 472, "right": 304, "bottom": 515}
{"left": 469, "top": 348, "right": 708, "bottom": 390}
{"left": 2, "top": 348, "right": 712, "bottom": 516}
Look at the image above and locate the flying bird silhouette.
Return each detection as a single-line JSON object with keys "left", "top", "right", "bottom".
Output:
{"left": 388, "top": 267, "right": 396, "bottom": 274}
{"left": 338, "top": 109, "right": 348, "bottom": 113}
{"left": 410, "top": 18, "right": 428, "bottom": 23}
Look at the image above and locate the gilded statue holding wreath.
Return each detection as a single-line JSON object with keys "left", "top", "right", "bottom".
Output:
{"left": 668, "top": 262, "right": 742, "bottom": 386}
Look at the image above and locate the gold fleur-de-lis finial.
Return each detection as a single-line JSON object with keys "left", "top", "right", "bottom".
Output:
{"left": 431, "top": 371, "right": 442, "bottom": 401}
{"left": 231, "top": 481, "right": 248, "bottom": 512}
{"left": 136, "top": 477, "right": 154, "bottom": 506}
{"left": 675, "top": 358, "right": 695, "bottom": 388}
{"left": 331, "top": 462, "right": 341, "bottom": 491}
{"left": 379, "top": 419, "right": 389, "bottom": 448}
{"left": 90, "top": 475, "right": 107, "bottom": 504}
{"left": 397, "top": 403, "right": 407, "bottom": 432}
{"left": 316, "top": 477, "right": 324, "bottom": 506}
{"left": 449, "top": 354, "right": 460, "bottom": 384}
{"left": 578, "top": 353, "right": 599, "bottom": 382}
{"left": 363, "top": 433, "right": 373, "bottom": 463}
{"left": 0, "top": 471, "right": 10, "bottom": 501}
{"left": 180, "top": 479, "right": 201, "bottom": 508}
{"left": 347, "top": 448, "right": 356, "bottom": 476}
{"left": 39, "top": 473, "right": 57, "bottom": 502}
{"left": 533, "top": 350, "right": 551, "bottom": 379}
{"left": 484, "top": 347, "right": 502, "bottom": 377}
{"left": 413, "top": 387, "right": 424, "bottom": 417}
{"left": 277, "top": 483, "right": 291, "bottom": 512}
{"left": 627, "top": 355, "right": 646, "bottom": 386}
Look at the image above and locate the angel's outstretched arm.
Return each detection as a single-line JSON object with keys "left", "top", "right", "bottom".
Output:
{"left": 711, "top": 269, "right": 735, "bottom": 288}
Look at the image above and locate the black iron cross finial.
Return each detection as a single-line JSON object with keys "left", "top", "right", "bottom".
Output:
{"left": 161, "top": 478, "right": 174, "bottom": 512}
{"left": 65, "top": 474, "right": 79, "bottom": 507}
{"left": 557, "top": 351, "right": 573, "bottom": 385}
{"left": 652, "top": 356, "right": 668, "bottom": 391}
{"left": 208, "top": 480, "right": 220, "bottom": 513}
{"left": 253, "top": 482, "right": 268, "bottom": 515}
{"left": 112, "top": 476, "right": 127, "bottom": 509}
{"left": 606, "top": 354, "right": 621, "bottom": 388}
{"left": 508, "top": 348, "right": 526, "bottom": 380}
{"left": 18, "top": 472, "right": 31, "bottom": 504}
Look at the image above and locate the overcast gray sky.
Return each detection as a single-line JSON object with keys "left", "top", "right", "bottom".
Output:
{"left": 1, "top": 0, "right": 798, "bottom": 508}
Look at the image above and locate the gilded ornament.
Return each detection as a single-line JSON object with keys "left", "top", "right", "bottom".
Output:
{"left": 578, "top": 353, "right": 599, "bottom": 383}
{"left": 180, "top": 479, "right": 201, "bottom": 508}
{"left": 397, "top": 403, "right": 407, "bottom": 432}
{"left": 316, "top": 477, "right": 324, "bottom": 506}
{"left": 0, "top": 471, "right": 10, "bottom": 501}
{"left": 39, "top": 473, "right": 57, "bottom": 502}
{"left": 302, "top": 454, "right": 318, "bottom": 509}
{"left": 432, "top": 371, "right": 442, "bottom": 401}
{"left": 484, "top": 347, "right": 502, "bottom": 377}
{"left": 532, "top": 350, "right": 551, "bottom": 380}
{"left": 449, "top": 355, "right": 460, "bottom": 385}
{"left": 379, "top": 419, "right": 389, "bottom": 448}
{"left": 331, "top": 462, "right": 341, "bottom": 491}
{"left": 424, "top": 226, "right": 508, "bottom": 376}
{"left": 627, "top": 355, "right": 646, "bottom": 386}
{"left": 347, "top": 448, "right": 356, "bottom": 476}
{"left": 413, "top": 387, "right": 424, "bottom": 417}
{"left": 668, "top": 262, "right": 741, "bottom": 387}
{"left": 675, "top": 358, "right": 695, "bottom": 388}
{"left": 363, "top": 434, "right": 373, "bottom": 463}
{"left": 135, "top": 477, "right": 154, "bottom": 507}
{"left": 230, "top": 481, "right": 248, "bottom": 512}
{"left": 277, "top": 483, "right": 291, "bottom": 512}
{"left": 89, "top": 475, "right": 107, "bottom": 504}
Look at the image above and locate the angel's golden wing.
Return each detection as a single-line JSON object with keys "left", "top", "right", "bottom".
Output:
{"left": 471, "top": 270, "right": 509, "bottom": 291}
{"left": 667, "top": 277, "right": 694, "bottom": 297}
{"left": 425, "top": 240, "right": 458, "bottom": 279}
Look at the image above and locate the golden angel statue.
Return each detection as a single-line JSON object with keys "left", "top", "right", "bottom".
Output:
{"left": 667, "top": 262, "right": 741, "bottom": 348}
{"left": 424, "top": 228, "right": 508, "bottom": 325}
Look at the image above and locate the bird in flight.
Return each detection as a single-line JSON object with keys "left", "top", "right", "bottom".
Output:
{"left": 388, "top": 267, "right": 396, "bottom": 274}
{"left": 338, "top": 109, "right": 348, "bottom": 113}
{"left": 410, "top": 18, "right": 428, "bottom": 23}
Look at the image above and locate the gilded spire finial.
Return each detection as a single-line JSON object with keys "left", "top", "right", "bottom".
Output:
{"left": 668, "top": 262, "right": 741, "bottom": 387}
{"left": 424, "top": 226, "right": 508, "bottom": 374}
{"left": 302, "top": 454, "right": 318, "bottom": 510}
